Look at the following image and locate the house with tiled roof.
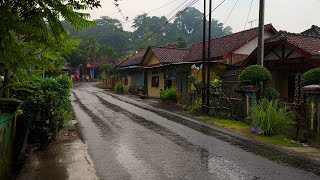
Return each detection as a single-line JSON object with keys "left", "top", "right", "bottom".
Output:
{"left": 242, "top": 30, "right": 320, "bottom": 101}
{"left": 141, "top": 46, "right": 189, "bottom": 98}
{"left": 181, "top": 24, "right": 278, "bottom": 94}
{"left": 184, "top": 24, "right": 277, "bottom": 65}
{"left": 115, "top": 50, "right": 146, "bottom": 94}
{"left": 115, "top": 25, "right": 278, "bottom": 99}
{"left": 301, "top": 25, "right": 320, "bottom": 37}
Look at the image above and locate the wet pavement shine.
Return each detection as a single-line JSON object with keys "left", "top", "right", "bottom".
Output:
{"left": 72, "top": 83, "right": 320, "bottom": 180}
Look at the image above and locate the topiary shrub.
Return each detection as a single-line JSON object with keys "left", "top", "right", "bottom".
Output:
{"left": 303, "top": 67, "right": 320, "bottom": 86}
{"left": 263, "top": 87, "right": 280, "bottom": 100}
{"left": 160, "top": 87, "right": 177, "bottom": 103}
{"left": 114, "top": 81, "right": 124, "bottom": 94}
{"left": 239, "top": 65, "right": 272, "bottom": 84}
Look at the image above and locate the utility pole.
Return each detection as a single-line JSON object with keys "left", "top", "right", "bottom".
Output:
{"left": 206, "top": 0, "right": 212, "bottom": 113}
{"left": 201, "top": 0, "right": 206, "bottom": 114}
{"left": 257, "top": 0, "right": 265, "bottom": 66}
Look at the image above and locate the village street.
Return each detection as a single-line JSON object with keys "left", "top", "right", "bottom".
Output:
{"left": 70, "top": 83, "right": 320, "bottom": 180}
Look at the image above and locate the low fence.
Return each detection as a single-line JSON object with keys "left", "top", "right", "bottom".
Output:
{"left": 185, "top": 81, "right": 247, "bottom": 121}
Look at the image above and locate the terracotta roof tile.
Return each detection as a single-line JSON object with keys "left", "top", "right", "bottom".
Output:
{"left": 301, "top": 25, "right": 320, "bottom": 37}
{"left": 118, "top": 51, "right": 146, "bottom": 68}
{"left": 266, "top": 31, "right": 320, "bottom": 56}
{"left": 183, "top": 24, "right": 277, "bottom": 63}
{"left": 151, "top": 47, "right": 189, "bottom": 64}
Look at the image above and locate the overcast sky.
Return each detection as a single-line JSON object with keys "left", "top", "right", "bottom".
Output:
{"left": 86, "top": 0, "right": 320, "bottom": 33}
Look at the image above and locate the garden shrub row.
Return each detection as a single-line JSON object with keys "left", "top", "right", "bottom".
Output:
{"left": 13, "top": 75, "right": 73, "bottom": 147}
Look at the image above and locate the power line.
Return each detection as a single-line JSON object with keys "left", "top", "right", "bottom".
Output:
{"left": 104, "top": 0, "right": 185, "bottom": 31}
{"left": 191, "top": 0, "right": 228, "bottom": 31}
{"left": 146, "top": 0, "right": 181, "bottom": 15}
{"left": 144, "top": 0, "right": 191, "bottom": 33}
{"left": 223, "top": 0, "right": 239, "bottom": 25}
{"left": 118, "top": 0, "right": 187, "bottom": 26}
{"left": 144, "top": 0, "right": 200, "bottom": 40}
{"left": 114, "top": 1, "right": 128, "bottom": 22}
{"left": 244, "top": 0, "right": 254, "bottom": 30}
{"left": 165, "top": 0, "right": 190, "bottom": 19}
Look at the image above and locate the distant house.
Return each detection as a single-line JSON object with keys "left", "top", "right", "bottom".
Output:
{"left": 116, "top": 51, "right": 146, "bottom": 94}
{"left": 242, "top": 30, "right": 320, "bottom": 101}
{"left": 141, "top": 46, "right": 189, "bottom": 98}
{"left": 301, "top": 25, "right": 320, "bottom": 37}
{"left": 115, "top": 24, "right": 279, "bottom": 100}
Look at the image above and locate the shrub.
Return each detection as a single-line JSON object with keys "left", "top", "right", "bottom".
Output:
{"left": 160, "top": 87, "right": 177, "bottom": 102}
{"left": 96, "top": 82, "right": 108, "bottom": 89}
{"left": 303, "top": 67, "right": 320, "bottom": 86}
{"left": 191, "top": 98, "right": 202, "bottom": 113}
{"left": 188, "top": 74, "right": 197, "bottom": 83}
{"left": 262, "top": 87, "right": 280, "bottom": 100}
{"left": 114, "top": 81, "right": 124, "bottom": 94}
{"left": 239, "top": 65, "right": 272, "bottom": 84}
{"left": 13, "top": 75, "right": 73, "bottom": 147}
{"left": 251, "top": 99, "right": 294, "bottom": 136}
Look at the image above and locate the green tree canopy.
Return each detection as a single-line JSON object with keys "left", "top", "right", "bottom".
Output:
{"left": 0, "top": 0, "right": 101, "bottom": 97}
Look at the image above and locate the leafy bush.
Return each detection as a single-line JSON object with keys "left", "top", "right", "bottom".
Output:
{"left": 191, "top": 98, "right": 202, "bottom": 113}
{"left": 114, "top": 81, "right": 124, "bottom": 94}
{"left": 303, "top": 67, "right": 320, "bottom": 86}
{"left": 239, "top": 65, "right": 272, "bottom": 84}
{"left": 96, "top": 82, "right": 108, "bottom": 89}
{"left": 13, "top": 75, "right": 73, "bottom": 147}
{"left": 160, "top": 87, "right": 177, "bottom": 102}
{"left": 251, "top": 99, "right": 294, "bottom": 136}
{"left": 188, "top": 74, "right": 197, "bottom": 83}
{"left": 262, "top": 87, "right": 280, "bottom": 100}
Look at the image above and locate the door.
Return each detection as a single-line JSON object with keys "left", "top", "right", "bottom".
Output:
{"left": 176, "top": 72, "right": 188, "bottom": 95}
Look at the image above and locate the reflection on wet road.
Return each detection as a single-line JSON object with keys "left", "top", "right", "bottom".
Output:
{"left": 71, "top": 83, "right": 319, "bottom": 180}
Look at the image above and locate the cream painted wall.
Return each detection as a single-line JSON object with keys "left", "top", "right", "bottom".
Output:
{"left": 234, "top": 31, "right": 273, "bottom": 55}
{"left": 147, "top": 69, "right": 164, "bottom": 98}
{"left": 148, "top": 54, "right": 161, "bottom": 66}
{"left": 190, "top": 64, "right": 226, "bottom": 91}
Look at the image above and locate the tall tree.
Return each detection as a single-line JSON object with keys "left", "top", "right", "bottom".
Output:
{"left": 0, "top": 0, "right": 101, "bottom": 97}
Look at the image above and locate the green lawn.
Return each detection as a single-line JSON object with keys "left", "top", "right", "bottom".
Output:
{"left": 196, "top": 116, "right": 300, "bottom": 147}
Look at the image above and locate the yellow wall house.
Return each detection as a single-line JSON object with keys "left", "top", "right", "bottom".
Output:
{"left": 180, "top": 24, "right": 278, "bottom": 93}
{"left": 141, "top": 46, "right": 189, "bottom": 98}
{"left": 116, "top": 51, "right": 146, "bottom": 95}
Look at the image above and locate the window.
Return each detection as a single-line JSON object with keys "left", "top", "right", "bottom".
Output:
{"left": 164, "top": 67, "right": 176, "bottom": 80}
{"left": 152, "top": 76, "right": 159, "bottom": 87}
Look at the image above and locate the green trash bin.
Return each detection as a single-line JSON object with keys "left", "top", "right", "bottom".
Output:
{"left": 0, "top": 99, "right": 22, "bottom": 179}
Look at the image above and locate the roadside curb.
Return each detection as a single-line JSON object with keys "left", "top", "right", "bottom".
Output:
{"left": 99, "top": 89, "right": 320, "bottom": 175}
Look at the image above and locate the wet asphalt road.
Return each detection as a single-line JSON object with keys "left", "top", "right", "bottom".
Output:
{"left": 71, "top": 83, "right": 320, "bottom": 180}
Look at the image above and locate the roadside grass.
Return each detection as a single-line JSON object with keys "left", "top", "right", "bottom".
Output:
{"left": 192, "top": 114, "right": 300, "bottom": 147}
{"left": 96, "top": 82, "right": 108, "bottom": 89}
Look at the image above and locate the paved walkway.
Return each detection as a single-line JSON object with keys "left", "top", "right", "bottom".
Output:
{"left": 17, "top": 120, "right": 98, "bottom": 180}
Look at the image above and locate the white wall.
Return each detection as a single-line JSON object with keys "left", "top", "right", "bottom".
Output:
{"left": 234, "top": 31, "right": 273, "bottom": 55}
{"left": 265, "top": 46, "right": 303, "bottom": 61}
